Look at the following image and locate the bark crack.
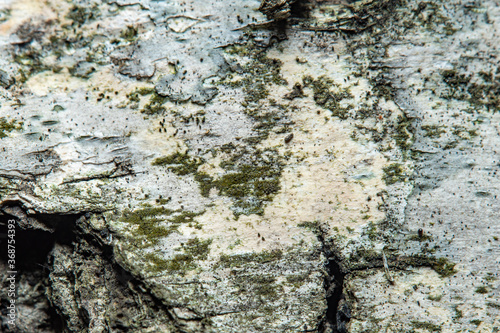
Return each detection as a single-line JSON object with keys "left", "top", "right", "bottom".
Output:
{"left": 60, "top": 159, "right": 135, "bottom": 185}
{"left": 314, "top": 224, "right": 350, "bottom": 333}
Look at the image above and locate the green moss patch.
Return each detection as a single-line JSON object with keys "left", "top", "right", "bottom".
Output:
{"left": 120, "top": 26, "right": 138, "bottom": 41}
{"left": 382, "top": 163, "right": 407, "bottom": 185}
{"left": 431, "top": 257, "right": 457, "bottom": 277}
{"left": 393, "top": 114, "right": 413, "bottom": 150}
{"left": 421, "top": 125, "right": 446, "bottom": 138}
{"left": 223, "top": 42, "right": 287, "bottom": 105}
{"left": 487, "top": 302, "right": 500, "bottom": 309}
{"left": 127, "top": 87, "right": 155, "bottom": 102}
{"left": 221, "top": 38, "right": 291, "bottom": 142}
{"left": 235, "top": 275, "right": 282, "bottom": 299}
{"left": 120, "top": 207, "right": 204, "bottom": 247}
{"left": 152, "top": 152, "right": 203, "bottom": 176}
{"left": 286, "top": 274, "right": 309, "bottom": 289}
{"left": 410, "top": 321, "right": 442, "bottom": 332}
{"left": 195, "top": 148, "right": 283, "bottom": 217}
{"left": 66, "top": 5, "right": 100, "bottom": 27}
{"left": 182, "top": 237, "right": 212, "bottom": 259}
{"left": 120, "top": 207, "right": 176, "bottom": 246}
{"left": 14, "top": 49, "right": 50, "bottom": 81}
{"left": 194, "top": 172, "right": 214, "bottom": 197}
{"left": 142, "top": 92, "right": 168, "bottom": 114}
{"left": 143, "top": 237, "right": 212, "bottom": 274}
{"left": 125, "top": 88, "right": 168, "bottom": 114}
{"left": 303, "top": 75, "right": 353, "bottom": 119}
{"left": 297, "top": 221, "right": 322, "bottom": 236}
{"left": 441, "top": 69, "right": 500, "bottom": 112}
{"left": 347, "top": 253, "right": 457, "bottom": 278}
{"left": 218, "top": 249, "right": 283, "bottom": 268}
{"left": 407, "top": 231, "right": 433, "bottom": 242}
{"left": 452, "top": 305, "right": 463, "bottom": 320}
{"left": 197, "top": 39, "right": 289, "bottom": 218}
{"left": 404, "top": 256, "right": 457, "bottom": 278}
{"left": 370, "top": 73, "right": 397, "bottom": 101}
{"left": 0, "top": 117, "right": 23, "bottom": 139}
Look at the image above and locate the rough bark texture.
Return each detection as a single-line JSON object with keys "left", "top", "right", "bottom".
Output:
{"left": 0, "top": 0, "right": 499, "bottom": 332}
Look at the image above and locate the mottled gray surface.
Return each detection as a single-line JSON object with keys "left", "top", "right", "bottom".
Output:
{"left": 0, "top": 0, "right": 499, "bottom": 332}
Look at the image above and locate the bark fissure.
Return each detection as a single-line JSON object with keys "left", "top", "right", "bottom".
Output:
{"left": 315, "top": 225, "right": 350, "bottom": 333}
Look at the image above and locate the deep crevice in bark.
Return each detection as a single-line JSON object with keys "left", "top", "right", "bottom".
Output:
{"left": 0, "top": 207, "right": 201, "bottom": 332}
{"left": 316, "top": 226, "right": 350, "bottom": 333}
{"left": 327, "top": 259, "right": 350, "bottom": 333}
{"left": 0, "top": 209, "right": 78, "bottom": 332}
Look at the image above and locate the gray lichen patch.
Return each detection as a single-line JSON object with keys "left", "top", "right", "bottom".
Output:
{"left": 158, "top": 247, "right": 325, "bottom": 330}
{"left": 6, "top": 2, "right": 116, "bottom": 86}
{"left": 111, "top": 230, "right": 328, "bottom": 330}
{"left": 107, "top": 0, "right": 268, "bottom": 105}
